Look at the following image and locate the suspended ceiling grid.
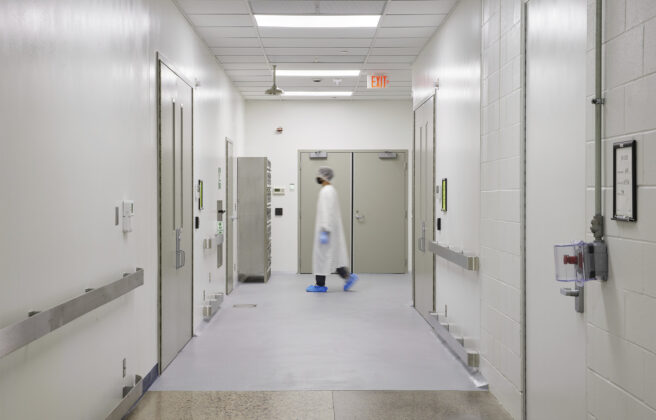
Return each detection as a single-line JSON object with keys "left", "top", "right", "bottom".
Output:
{"left": 173, "top": 0, "right": 457, "bottom": 100}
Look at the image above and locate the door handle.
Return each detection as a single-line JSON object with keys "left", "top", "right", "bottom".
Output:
{"left": 418, "top": 222, "right": 426, "bottom": 252}
{"left": 175, "top": 228, "right": 185, "bottom": 269}
{"left": 560, "top": 283, "right": 584, "bottom": 313}
{"left": 355, "top": 211, "right": 365, "bottom": 221}
{"left": 560, "top": 287, "right": 580, "bottom": 297}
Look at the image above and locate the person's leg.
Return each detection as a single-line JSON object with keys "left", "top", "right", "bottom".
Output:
{"left": 315, "top": 275, "right": 326, "bottom": 287}
{"left": 340, "top": 267, "right": 359, "bottom": 291}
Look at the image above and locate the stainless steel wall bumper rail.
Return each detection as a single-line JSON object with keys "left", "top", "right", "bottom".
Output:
{"left": 429, "top": 241, "right": 480, "bottom": 271}
{"left": 0, "top": 268, "right": 144, "bottom": 359}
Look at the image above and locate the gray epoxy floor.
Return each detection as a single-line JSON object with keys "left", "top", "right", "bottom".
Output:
{"left": 151, "top": 273, "right": 479, "bottom": 391}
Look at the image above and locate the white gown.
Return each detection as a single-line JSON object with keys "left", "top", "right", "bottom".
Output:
{"left": 312, "top": 184, "right": 349, "bottom": 276}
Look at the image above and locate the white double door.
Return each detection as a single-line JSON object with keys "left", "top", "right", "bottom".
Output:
{"left": 299, "top": 151, "right": 407, "bottom": 274}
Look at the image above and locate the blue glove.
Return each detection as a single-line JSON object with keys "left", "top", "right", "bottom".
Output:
{"left": 319, "top": 230, "right": 330, "bottom": 244}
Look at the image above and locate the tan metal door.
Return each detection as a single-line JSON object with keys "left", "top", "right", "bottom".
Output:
{"left": 352, "top": 152, "right": 407, "bottom": 273}
{"left": 225, "top": 139, "right": 235, "bottom": 294}
{"left": 159, "top": 61, "right": 193, "bottom": 371}
{"left": 413, "top": 98, "right": 435, "bottom": 320}
{"left": 298, "top": 152, "right": 352, "bottom": 274}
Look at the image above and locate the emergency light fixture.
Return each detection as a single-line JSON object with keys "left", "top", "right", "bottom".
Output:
{"left": 254, "top": 15, "right": 380, "bottom": 28}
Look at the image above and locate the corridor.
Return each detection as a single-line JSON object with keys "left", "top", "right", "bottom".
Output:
{"left": 2, "top": 0, "right": 655, "bottom": 419}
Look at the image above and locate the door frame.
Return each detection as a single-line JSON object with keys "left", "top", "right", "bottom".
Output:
{"left": 297, "top": 149, "right": 409, "bottom": 274}
{"left": 225, "top": 137, "right": 235, "bottom": 295}
{"left": 411, "top": 94, "right": 436, "bottom": 311}
{"left": 156, "top": 52, "right": 195, "bottom": 373}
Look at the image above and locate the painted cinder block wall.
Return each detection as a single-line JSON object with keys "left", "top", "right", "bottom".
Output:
{"left": 584, "top": 0, "right": 656, "bottom": 417}
{"left": 479, "top": 0, "right": 524, "bottom": 417}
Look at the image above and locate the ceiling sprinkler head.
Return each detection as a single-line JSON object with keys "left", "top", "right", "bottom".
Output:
{"left": 313, "top": 78, "right": 322, "bottom": 83}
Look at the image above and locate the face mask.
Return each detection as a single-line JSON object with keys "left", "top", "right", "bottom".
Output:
{"left": 316, "top": 177, "right": 323, "bottom": 185}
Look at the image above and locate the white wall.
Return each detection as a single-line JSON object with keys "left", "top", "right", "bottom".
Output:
{"left": 412, "top": 0, "right": 483, "bottom": 364}
{"left": 413, "top": 0, "right": 523, "bottom": 417}
{"left": 244, "top": 100, "right": 412, "bottom": 273}
{"left": 0, "top": 1, "right": 244, "bottom": 419}
{"left": 585, "top": 0, "right": 656, "bottom": 417}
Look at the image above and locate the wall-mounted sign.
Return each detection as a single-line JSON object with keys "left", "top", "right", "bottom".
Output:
{"left": 198, "top": 180, "right": 204, "bottom": 210}
{"left": 441, "top": 178, "right": 447, "bottom": 212}
{"left": 367, "top": 75, "right": 388, "bottom": 89}
{"left": 612, "top": 139, "right": 637, "bottom": 222}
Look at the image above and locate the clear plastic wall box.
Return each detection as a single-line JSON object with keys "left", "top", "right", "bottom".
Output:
{"left": 554, "top": 241, "right": 596, "bottom": 282}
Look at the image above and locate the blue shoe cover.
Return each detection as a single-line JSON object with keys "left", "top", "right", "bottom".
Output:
{"left": 344, "top": 274, "right": 359, "bottom": 291}
{"left": 306, "top": 285, "right": 327, "bottom": 292}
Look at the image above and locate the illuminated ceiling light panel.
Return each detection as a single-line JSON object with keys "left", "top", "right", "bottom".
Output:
{"left": 254, "top": 15, "right": 380, "bottom": 28}
{"left": 276, "top": 70, "right": 361, "bottom": 77}
{"left": 282, "top": 91, "right": 353, "bottom": 97}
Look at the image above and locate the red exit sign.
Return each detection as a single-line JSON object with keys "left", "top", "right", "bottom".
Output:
{"left": 367, "top": 75, "right": 388, "bottom": 89}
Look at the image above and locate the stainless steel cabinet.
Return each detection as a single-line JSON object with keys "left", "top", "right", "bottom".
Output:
{"left": 237, "top": 157, "right": 271, "bottom": 282}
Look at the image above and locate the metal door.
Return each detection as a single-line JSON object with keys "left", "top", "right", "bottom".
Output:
{"left": 158, "top": 61, "right": 193, "bottom": 371}
{"left": 352, "top": 152, "right": 407, "bottom": 273}
{"left": 225, "top": 139, "right": 235, "bottom": 294}
{"left": 526, "top": 0, "right": 587, "bottom": 417}
{"left": 298, "top": 152, "right": 352, "bottom": 274}
{"left": 413, "top": 97, "right": 435, "bottom": 320}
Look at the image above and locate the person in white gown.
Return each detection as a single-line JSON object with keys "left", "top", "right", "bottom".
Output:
{"left": 307, "top": 166, "right": 359, "bottom": 293}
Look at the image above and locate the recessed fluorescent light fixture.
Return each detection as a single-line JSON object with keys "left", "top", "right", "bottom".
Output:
{"left": 277, "top": 70, "right": 360, "bottom": 77}
{"left": 283, "top": 91, "right": 353, "bottom": 97}
{"left": 254, "top": 15, "right": 380, "bottom": 28}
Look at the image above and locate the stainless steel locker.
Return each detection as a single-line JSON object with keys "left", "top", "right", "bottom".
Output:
{"left": 237, "top": 157, "right": 271, "bottom": 282}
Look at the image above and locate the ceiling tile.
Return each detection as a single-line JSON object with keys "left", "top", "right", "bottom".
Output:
{"left": 174, "top": 0, "right": 250, "bottom": 14}
{"left": 220, "top": 63, "right": 271, "bottom": 70}
{"left": 264, "top": 47, "right": 370, "bottom": 56}
{"left": 262, "top": 38, "right": 373, "bottom": 48}
{"left": 319, "top": 1, "right": 386, "bottom": 14}
{"left": 212, "top": 47, "right": 263, "bottom": 56}
{"left": 370, "top": 47, "right": 421, "bottom": 55}
{"left": 268, "top": 55, "right": 366, "bottom": 63}
{"left": 198, "top": 26, "right": 259, "bottom": 41}
{"left": 188, "top": 14, "right": 253, "bottom": 27}
{"left": 219, "top": 55, "right": 268, "bottom": 63}
{"left": 373, "top": 37, "right": 429, "bottom": 47}
{"left": 377, "top": 27, "right": 438, "bottom": 38}
{"left": 362, "top": 63, "right": 412, "bottom": 69}
{"left": 250, "top": 1, "right": 319, "bottom": 14}
{"left": 208, "top": 38, "right": 262, "bottom": 48}
{"left": 367, "top": 55, "right": 416, "bottom": 63}
{"left": 385, "top": 0, "right": 457, "bottom": 15}
{"left": 381, "top": 14, "right": 445, "bottom": 27}
{"left": 226, "top": 69, "right": 272, "bottom": 77}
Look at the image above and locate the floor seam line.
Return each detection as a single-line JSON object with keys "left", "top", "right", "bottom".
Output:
{"left": 332, "top": 391, "right": 336, "bottom": 420}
